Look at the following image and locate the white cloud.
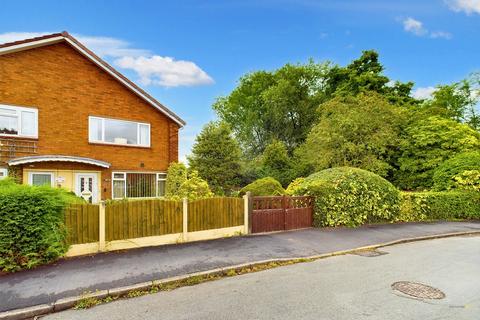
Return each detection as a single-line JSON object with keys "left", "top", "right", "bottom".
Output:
{"left": 115, "top": 56, "right": 214, "bottom": 87}
{"left": 0, "top": 32, "right": 148, "bottom": 58}
{"left": 430, "top": 31, "right": 453, "bottom": 39}
{"left": 74, "top": 35, "right": 150, "bottom": 58}
{"left": 403, "top": 17, "right": 427, "bottom": 36}
{"left": 446, "top": 0, "right": 480, "bottom": 14}
{"left": 0, "top": 31, "right": 213, "bottom": 88}
{"left": 402, "top": 18, "right": 452, "bottom": 40}
{"left": 412, "top": 86, "right": 437, "bottom": 100}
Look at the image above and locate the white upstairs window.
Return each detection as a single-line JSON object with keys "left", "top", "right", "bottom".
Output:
{"left": 88, "top": 116, "right": 151, "bottom": 147}
{"left": 0, "top": 104, "right": 38, "bottom": 138}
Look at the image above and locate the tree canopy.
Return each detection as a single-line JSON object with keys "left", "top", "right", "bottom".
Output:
{"left": 395, "top": 116, "right": 480, "bottom": 190}
{"left": 188, "top": 122, "right": 242, "bottom": 195}
{"left": 213, "top": 61, "right": 330, "bottom": 156}
{"left": 296, "top": 93, "right": 406, "bottom": 178}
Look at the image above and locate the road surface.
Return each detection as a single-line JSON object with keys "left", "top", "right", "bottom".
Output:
{"left": 45, "top": 235, "right": 480, "bottom": 320}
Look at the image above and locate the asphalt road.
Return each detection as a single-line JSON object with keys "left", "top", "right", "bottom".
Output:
{"left": 45, "top": 235, "right": 480, "bottom": 320}
{"left": 2, "top": 221, "right": 479, "bottom": 312}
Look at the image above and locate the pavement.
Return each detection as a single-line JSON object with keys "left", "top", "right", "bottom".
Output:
{"left": 44, "top": 235, "right": 480, "bottom": 320}
{"left": 1, "top": 221, "right": 480, "bottom": 313}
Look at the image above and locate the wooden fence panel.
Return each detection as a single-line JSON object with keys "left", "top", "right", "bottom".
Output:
{"left": 188, "top": 197, "right": 244, "bottom": 232}
{"left": 105, "top": 199, "right": 183, "bottom": 241}
{"left": 64, "top": 203, "right": 99, "bottom": 244}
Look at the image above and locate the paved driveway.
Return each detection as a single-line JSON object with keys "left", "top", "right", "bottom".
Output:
{"left": 1, "top": 221, "right": 479, "bottom": 312}
{"left": 45, "top": 235, "right": 480, "bottom": 320}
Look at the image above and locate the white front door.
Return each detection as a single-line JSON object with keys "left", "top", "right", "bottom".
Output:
{"left": 75, "top": 173, "right": 98, "bottom": 203}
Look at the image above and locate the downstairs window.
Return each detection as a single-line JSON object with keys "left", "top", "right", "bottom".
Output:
{"left": 112, "top": 172, "right": 167, "bottom": 199}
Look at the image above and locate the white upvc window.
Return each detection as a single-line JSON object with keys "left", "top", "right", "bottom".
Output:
{"left": 28, "top": 172, "right": 54, "bottom": 187}
{"left": 112, "top": 172, "right": 167, "bottom": 199}
{"left": 0, "top": 104, "right": 38, "bottom": 138}
{"left": 112, "top": 172, "right": 127, "bottom": 199}
{"left": 89, "top": 116, "right": 150, "bottom": 147}
{"left": 157, "top": 173, "right": 167, "bottom": 197}
{"left": 0, "top": 168, "right": 8, "bottom": 180}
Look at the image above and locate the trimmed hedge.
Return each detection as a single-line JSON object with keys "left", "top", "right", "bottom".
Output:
{"left": 432, "top": 151, "right": 480, "bottom": 191}
{"left": 398, "top": 191, "right": 480, "bottom": 222}
{"left": 294, "top": 167, "right": 401, "bottom": 227}
{"left": 240, "top": 177, "right": 285, "bottom": 196}
{"left": 0, "top": 179, "right": 71, "bottom": 272}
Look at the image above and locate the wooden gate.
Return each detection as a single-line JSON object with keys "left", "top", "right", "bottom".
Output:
{"left": 251, "top": 195, "right": 313, "bottom": 233}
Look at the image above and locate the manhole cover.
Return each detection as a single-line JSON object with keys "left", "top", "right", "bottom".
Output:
{"left": 352, "top": 249, "right": 388, "bottom": 257}
{"left": 392, "top": 281, "right": 445, "bottom": 299}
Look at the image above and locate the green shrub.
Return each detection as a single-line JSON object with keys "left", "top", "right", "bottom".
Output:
{"left": 453, "top": 170, "right": 480, "bottom": 192}
{"left": 240, "top": 177, "right": 285, "bottom": 196}
{"left": 399, "top": 191, "right": 480, "bottom": 221}
{"left": 0, "top": 179, "right": 70, "bottom": 272}
{"left": 285, "top": 177, "right": 305, "bottom": 195}
{"left": 294, "top": 167, "right": 401, "bottom": 227}
{"left": 432, "top": 152, "right": 480, "bottom": 191}
{"left": 165, "top": 162, "right": 213, "bottom": 200}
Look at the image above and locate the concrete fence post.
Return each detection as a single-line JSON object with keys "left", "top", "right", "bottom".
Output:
{"left": 182, "top": 198, "right": 188, "bottom": 242}
{"left": 99, "top": 201, "right": 106, "bottom": 252}
{"left": 246, "top": 191, "right": 253, "bottom": 234}
{"left": 243, "top": 193, "right": 249, "bottom": 234}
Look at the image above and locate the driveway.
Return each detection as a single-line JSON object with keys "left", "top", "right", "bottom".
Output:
{"left": 1, "top": 221, "right": 480, "bottom": 312}
{"left": 44, "top": 235, "right": 480, "bottom": 320}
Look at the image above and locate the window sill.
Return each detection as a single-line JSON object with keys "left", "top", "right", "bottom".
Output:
{"left": 89, "top": 141, "right": 151, "bottom": 149}
{"left": 0, "top": 134, "right": 38, "bottom": 140}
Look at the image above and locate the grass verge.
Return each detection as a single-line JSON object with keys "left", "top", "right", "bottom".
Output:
{"left": 74, "top": 258, "right": 314, "bottom": 309}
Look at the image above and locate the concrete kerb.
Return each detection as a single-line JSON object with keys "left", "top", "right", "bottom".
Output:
{"left": 1, "top": 230, "right": 479, "bottom": 320}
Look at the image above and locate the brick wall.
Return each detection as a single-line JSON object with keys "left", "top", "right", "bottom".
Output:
{"left": 0, "top": 42, "right": 181, "bottom": 198}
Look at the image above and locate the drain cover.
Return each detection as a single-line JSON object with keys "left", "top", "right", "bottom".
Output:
{"left": 392, "top": 281, "right": 445, "bottom": 299}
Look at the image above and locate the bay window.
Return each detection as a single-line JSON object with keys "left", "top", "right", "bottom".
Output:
{"left": 0, "top": 104, "right": 38, "bottom": 138}
{"left": 89, "top": 116, "right": 150, "bottom": 147}
{"left": 112, "top": 172, "right": 167, "bottom": 199}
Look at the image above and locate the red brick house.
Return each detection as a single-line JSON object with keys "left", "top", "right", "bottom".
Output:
{"left": 0, "top": 32, "right": 185, "bottom": 202}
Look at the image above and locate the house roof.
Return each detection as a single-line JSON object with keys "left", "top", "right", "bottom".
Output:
{"left": 0, "top": 32, "right": 186, "bottom": 127}
{"left": 8, "top": 155, "right": 111, "bottom": 168}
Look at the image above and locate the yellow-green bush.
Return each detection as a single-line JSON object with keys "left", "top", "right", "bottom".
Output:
{"left": 294, "top": 167, "right": 401, "bottom": 227}
{"left": 240, "top": 177, "right": 285, "bottom": 196}
{"left": 398, "top": 191, "right": 480, "bottom": 222}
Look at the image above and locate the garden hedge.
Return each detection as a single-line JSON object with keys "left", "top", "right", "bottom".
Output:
{"left": 398, "top": 191, "right": 480, "bottom": 222}
{"left": 0, "top": 179, "right": 72, "bottom": 272}
{"left": 294, "top": 167, "right": 401, "bottom": 227}
{"left": 240, "top": 177, "right": 285, "bottom": 196}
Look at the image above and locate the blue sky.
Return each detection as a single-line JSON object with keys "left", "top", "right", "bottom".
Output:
{"left": 1, "top": 0, "right": 479, "bottom": 161}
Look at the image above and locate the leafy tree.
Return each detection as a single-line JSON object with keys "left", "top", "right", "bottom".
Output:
{"left": 424, "top": 75, "right": 480, "bottom": 131}
{"left": 213, "top": 61, "right": 330, "bottom": 156}
{"left": 165, "top": 163, "right": 213, "bottom": 200}
{"left": 259, "top": 140, "right": 293, "bottom": 186}
{"left": 395, "top": 116, "right": 480, "bottom": 190}
{"left": 325, "top": 50, "right": 417, "bottom": 106}
{"left": 188, "top": 122, "right": 242, "bottom": 194}
{"left": 296, "top": 93, "right": 406, "bottom": 178}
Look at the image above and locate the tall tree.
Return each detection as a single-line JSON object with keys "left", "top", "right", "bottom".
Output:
{"left": 213, "top": 61, "right": 330, "bottom": 156}
{"left": 188, "top": 122, "right": 242, "bottom": 194}
{"left": 296, "top": 93, "right": 406, "bottom": 179}
{"left": 395, "top": 116, "right": 480, "bottom": 190}
{"left": 423, "top": 74, "right": 480, "bottom": 131}
{"left": 325, "top": 50, "right": 417, "bottom": 106}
